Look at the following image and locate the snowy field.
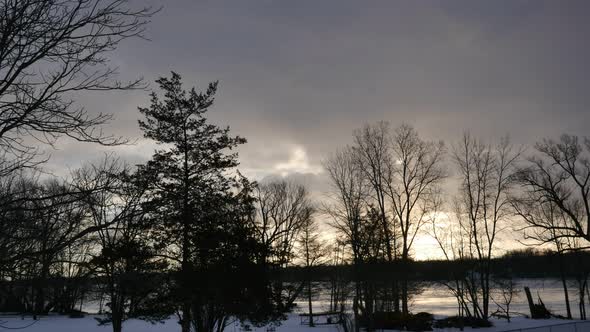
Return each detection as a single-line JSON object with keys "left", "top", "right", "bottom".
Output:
{"left": 0, "top": 313, "right": 589, "bottom": 332}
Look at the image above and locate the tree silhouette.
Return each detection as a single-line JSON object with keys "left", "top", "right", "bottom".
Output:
{"left": 138, "top": 72, "right": 277, "bottom": 332}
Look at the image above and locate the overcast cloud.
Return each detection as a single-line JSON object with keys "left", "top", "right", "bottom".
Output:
{"left": 42, "top": 0, "right": 590, "bottom": 257}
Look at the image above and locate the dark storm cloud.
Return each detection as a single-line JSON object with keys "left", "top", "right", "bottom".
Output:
{"left": 51, "top": 0, "right": 590, "bottom": 185}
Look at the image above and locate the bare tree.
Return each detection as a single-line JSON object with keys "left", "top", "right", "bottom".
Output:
{"left": 0, "top": 0, "right": 155, "bottom": 174}
{"left": 324, "top": 147, "right": 369, "bottom": 266}
{"left": 0, "top": 157, "right": 132, "bottom": 273}
{"left": 512, "top": 134, "right": 590, "bottom": 319}
{"left": 512, "top": 197, "right": 574, "bottom": 319}
{"left": 77, "top": 158, "right": 168, "bottom": 332}
{"left": 254, "top": 180, "right": 313, "bottom": 267}
{"left": 323, "top": 147, "right": 368, "bottom": 332}
{"left": 385, "top": 124, "right": 446, "bottom": 314}
{"left": 28, "top": 179, "right": 88, "bottom": 318}
{"left": 452, "top": 133, "right": 521, "bottom": 320}
{"left": 328, "top": 238, "right": 351, "bottom": 314}
{"left": 353, "top": 122, "right": 395, "bottom": 262}
{"left": 567, "top": 237, "right": 590, "bottom": 320}
{"left": 429, "top": 196, "right": 474, "bottom": 319}
{"left": 0, "top": 176, "right": 89, "bottom": 317}
{"left": 0, "top": 157, "right": 131, "bottom": 318}
{"left": 352, "top": 121, "right": 399, "bottom": 311}
{"left": 513, "top": 135, "right": 590, "bottom": 245}
{"left": 492, "top": 276, "right": 519, "bottom": 322}
{"left": 297, "top": 216, "right": 327, "bottom": 327}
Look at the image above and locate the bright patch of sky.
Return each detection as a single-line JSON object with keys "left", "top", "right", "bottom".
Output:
{"left": 273, "top": 146, "right": 323, "bottom": 177}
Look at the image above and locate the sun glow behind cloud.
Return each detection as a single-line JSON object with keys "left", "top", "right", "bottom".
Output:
{"left": 273, "top": 145, "right": 323, "bottom": 177}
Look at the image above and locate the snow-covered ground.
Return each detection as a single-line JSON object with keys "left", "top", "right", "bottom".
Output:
{"left": 0, "top": 313, "right": 588, "bottom": 332}
{"left": 1, "top": 278, "right": 586, "bottom": 331}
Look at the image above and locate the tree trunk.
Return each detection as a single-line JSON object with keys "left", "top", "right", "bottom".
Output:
{"left": 308, "top": 279, "right": 314, "bottom": 327}
{"left": 558, "top": 254, "right": 573, "bottom": 319}
{"left": 34, "top": 256, "right": 50, "bottom": 316}
{"left": 112, "top": 314, "right": 123, "bottom": 332}
{"left": 353, "top": 281, "right": 360, "bottom": 332}
{"left": 401, "top": 251, "right": 409, "bottom": 314}
{"left": 524, "top": 287, "right": 536, "bottom": 318}
{"left": 181, "top": 288, "right": 192, "bottom": 332}
{"left": 579, "top": 279, "right": 587, "bottom": 320}
{"left": 111, "top": 295, "right": 124, "bottom": 332}
{"left": 401, "top": 279, "right": 408, "bottom": 314}
{"left": 113, "top": 320, "right": 122, "bottom": 332}
{"left": 181, "top": 238, "right": 192, "bottom": 332}
{"left": 180, "top": 125, "right": 193, "bottom": 332}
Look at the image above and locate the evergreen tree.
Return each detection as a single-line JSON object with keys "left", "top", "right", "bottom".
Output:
{"left": 138, "top": 72, "right": 275, "bottom": 332}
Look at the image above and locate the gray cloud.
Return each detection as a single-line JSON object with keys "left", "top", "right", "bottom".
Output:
{"left": 53, "top": 0, "right": 590, "bottom": 177}
{"left": 43, "top": 1, "right": 590, "bottom": 256}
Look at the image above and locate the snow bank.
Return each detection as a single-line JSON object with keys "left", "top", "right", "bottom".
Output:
{"left": 1, "top": 314, "right": 588, "bottom": 332}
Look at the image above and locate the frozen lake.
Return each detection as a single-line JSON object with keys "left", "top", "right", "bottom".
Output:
{"left": 414, "top": 278, "right": 577, "bottom": 318}
{"left": 294, "top": 278, "right": 586, "bottom": 319}
{"left": 79, "top": 278, "right": 585, "bottom": 319}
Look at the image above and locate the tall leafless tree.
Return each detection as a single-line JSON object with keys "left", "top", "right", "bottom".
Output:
{"left": 78, "top": 158, "right": 170, "bottom": 332}
{"left": 323, "top": 147, "right": 368, "bottom": 332}
{"left": 254, "top": 180, "right": 313, "bottom": 267}
{"left": 429, "top": 195, "right": 474, "bottom": 318}
{"left": 512, "top": 196, "right": 574, "bottom": 319}
{"left": 352, "top": 122, "right": 399, "bottom": 311}
{"left": 353, "top": 121, "right": 395, "bottom": 262}
{"left": 512, "top": 134, "right": 590, "bottom": 319}
{"left": 297, "top": 216, "right": 327, "bottom": 327}
{"left": 385, "top": 124, "right": 446, "bottom": 314}
{"left": 452, "top": 133, "right": 521, "bottom": 320}
{"left": 250, "top": 180, "right": 315, "bottom": 316}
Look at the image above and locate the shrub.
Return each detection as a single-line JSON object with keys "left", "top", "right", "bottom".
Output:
{"left": 68, "top": 310, "right": 85, "bottom": 318}
{"left": 434, "top": 315, "right": 492, "bottom": 329}
{"left": 360, "top": 311, "right": 434, "bottom": 331}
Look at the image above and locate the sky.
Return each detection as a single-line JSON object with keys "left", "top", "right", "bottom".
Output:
{"left": 45, "top": 0, "right": 590, "bottom": 259}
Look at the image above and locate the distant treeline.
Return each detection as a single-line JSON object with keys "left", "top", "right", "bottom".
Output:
{"left": 283, "top": 249, "right": 590, "bottom": 281}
